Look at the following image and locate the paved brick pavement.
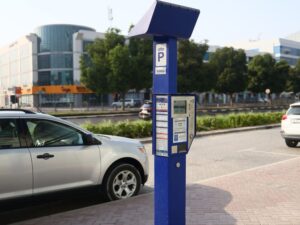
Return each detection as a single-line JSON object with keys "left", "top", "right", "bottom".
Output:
{"left": 12, "top": 157, "right": 300, "bottom": 225}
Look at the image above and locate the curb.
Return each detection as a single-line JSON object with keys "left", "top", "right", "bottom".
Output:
{"left": 138, "top": 123, "right": 281, "bottom": 144}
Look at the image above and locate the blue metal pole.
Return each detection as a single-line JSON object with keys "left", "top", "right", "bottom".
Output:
{"left": 153, "top": 36, "right": 186, "bottom": 225}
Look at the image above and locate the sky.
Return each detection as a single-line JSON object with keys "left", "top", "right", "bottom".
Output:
{"left": 0, "top": 0, "right": 300, "bottom": 47}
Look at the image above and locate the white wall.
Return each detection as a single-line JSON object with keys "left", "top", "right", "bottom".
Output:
{"left": 0, "top": 34, "right": 38, "bottom": 106}
{"left": 73, "top": 30, "right": 105, "bottom": 84}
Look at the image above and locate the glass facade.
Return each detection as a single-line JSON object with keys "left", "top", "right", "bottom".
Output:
{"left": 34, "top": 24, "right": 95, "bottom": 85}
{"left": 38, "top": 54, "right": 73, "bottom": 69}
{"left": 279, "top": 46, "right": 300, "bottom": 56}
{"left": 35, "top": 25, "right": 95, "bottom": 53}
{"left": 273, "top": 45, "right": 300, "bottom": 65}
{"left": 38, "top": 70, "right": 73, "bottom": 85}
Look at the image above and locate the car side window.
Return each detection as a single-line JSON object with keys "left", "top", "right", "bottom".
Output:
{"left": 0, "top": 119, "right": 20, "bottom": 149}
{"left": 25, "top": 120, "right": 84, "bottom": 147}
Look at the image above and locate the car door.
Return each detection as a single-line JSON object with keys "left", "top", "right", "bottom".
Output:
{"left": 0, "top": 118, "right": 32, "bottom": 200}
{"left": 23, "top": 119, "right": 101, "bottom": 194}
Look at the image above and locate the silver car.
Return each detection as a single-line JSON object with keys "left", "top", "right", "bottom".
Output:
{"left": 0, "top": 109, "right": 149, "bottom": 201}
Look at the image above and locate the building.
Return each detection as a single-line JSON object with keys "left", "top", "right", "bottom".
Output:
{"left": 228, "top": 37, "right": 300, "bottom": 66}
{"left": 0, "top": 24, "right": 105, "bottom": 107}
{"left": 203, "top": 45, "right": 221, "bottom": 62}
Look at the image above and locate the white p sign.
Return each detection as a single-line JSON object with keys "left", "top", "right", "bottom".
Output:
{"left": 156, "top": 44, "right": 167, "bottom": 67}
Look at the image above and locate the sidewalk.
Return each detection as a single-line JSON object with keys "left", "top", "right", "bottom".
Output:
{"left": 13, "top": 156, "right": 300, "bottom": 225}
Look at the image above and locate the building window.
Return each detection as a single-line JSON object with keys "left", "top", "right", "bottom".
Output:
{"left": 38, "top": 71, "right": 51, "bottom": 85}
{"left": 38, "top": 54, "right": 73, "bottom": 69}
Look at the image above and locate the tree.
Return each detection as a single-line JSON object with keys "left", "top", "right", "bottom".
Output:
{"left": 81, "top": 28, "right": 144, "bottom": 110}
{"left": 80, "top": 28, "right": 125, "bottom": 107}
{"left": 209, "top": 47, "right": 247, "bottom": 105}
{"left": 80, "top": 39, "right": 109, "bottom": 108}
{"left": 177, "top": 40, "right": 214, "bottom": 93}
{"left": 128, "top": 37, "right": 152, "bottom": 91}
{"left": 286, "top": 59, "right": 300, "bottom": 93}
{"left": 272, "top": 60, "right": 289, "bottom": 93}
{"left": 248, "top": 54, "right": 289, "bottom": 94}
{"left": 108, "top": 44, "right": 134, "bottom": 108}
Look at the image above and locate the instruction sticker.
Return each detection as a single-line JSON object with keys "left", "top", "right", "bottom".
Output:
{"left": 173, "top": 132, "right": 187, "bottom": 143}
{"left": 173, "top": 118, "right": 187, "bottom": 143}
{"left": 173, "top": 118, "right": 187, "bottom": 132}
{"left": 156, "top": 95, "right": 169, "bottom": 157}
{"left": 156, "top": 114, "right": 168, "bottom": 121}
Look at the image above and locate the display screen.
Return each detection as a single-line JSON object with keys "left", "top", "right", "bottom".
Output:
{"left": 173, "top": 100, "right": 187, "bottom": 114}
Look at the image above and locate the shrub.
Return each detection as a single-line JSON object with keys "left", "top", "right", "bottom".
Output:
{"left": 82, "top": 112, "right": 283, "bottom": 138}
{"left": 82, "top": 120, "right": 152, "bottom": 138}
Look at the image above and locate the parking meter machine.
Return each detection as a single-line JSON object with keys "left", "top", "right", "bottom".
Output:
{"left": 129, "top": 1, "right": 200, "bottom": 224}
{"left": 154, "top": 95, "right": 196, "bottom": 157}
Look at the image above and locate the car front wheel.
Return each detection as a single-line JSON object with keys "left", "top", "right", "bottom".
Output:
{"left": 103, "top": 164, "right": 141, "bottom": 201}
{"left": 285, "top": 139, "right": 298, "bottom": 147}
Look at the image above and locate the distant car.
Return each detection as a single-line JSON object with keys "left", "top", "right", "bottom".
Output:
{"left": 112, "top": 99, "right": 141, "bottom": 109}
{"left": 139, "top": 101, "right": 152, "bottom": 120}
{"left": 0, "top": 109, "right": 149, "bottom": 201}
{"left": 258, "top": 97, "right": 270, "bottom": 103}
{"left": 281, "top": 102, "right": 300, "bottom": 147}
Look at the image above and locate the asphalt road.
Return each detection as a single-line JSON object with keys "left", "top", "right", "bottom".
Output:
{"left": 1, "top": 127, "right": 300, "bottom": 224}
{"left": 145, "top": 127, "right": 300, "bottom": 188}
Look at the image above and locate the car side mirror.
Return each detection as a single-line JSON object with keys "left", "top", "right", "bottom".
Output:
{"left": 85, "top": 134, "right": 101, "bottom": 145}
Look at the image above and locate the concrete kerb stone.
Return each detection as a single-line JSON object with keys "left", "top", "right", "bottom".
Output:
{"left": 138, "top": 123, "right": 281, "bottom": 144}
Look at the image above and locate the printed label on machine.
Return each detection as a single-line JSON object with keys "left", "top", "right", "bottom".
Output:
{"left": 173, "top": 118, "right": 187, "bottom": 132}
{"left": 173, "top": 118, "right": 187, "bottom": 143}
{"left": 156, "top": 114, "right": 168, "bottom": 121}
{"left": 156, "top": 95, "right": 169, "bottom": 156}
{"left": 173, "top": 132, "right": 187, "bottom": 143}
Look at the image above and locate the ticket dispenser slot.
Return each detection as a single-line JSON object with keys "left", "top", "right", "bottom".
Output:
{"left": 171, "top": 95, "right": 196, "bottom": 154}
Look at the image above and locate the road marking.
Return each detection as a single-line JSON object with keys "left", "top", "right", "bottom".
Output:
{"left": 194, "top": 156, "right": 300, "bottom": 184}
{"left": 238, "top": 149, "right": 300, "bottom": 157}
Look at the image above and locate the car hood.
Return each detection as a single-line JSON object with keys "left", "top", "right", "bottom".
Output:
{"left": 94, "top": 134, "right": 141, "bottom": 145}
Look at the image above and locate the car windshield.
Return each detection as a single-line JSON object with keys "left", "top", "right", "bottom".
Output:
{"left": 142, "top": 103, "right": 152, "bottom": 108}
{"left": 287, "top": 106, "right": 300, "bottom": 115}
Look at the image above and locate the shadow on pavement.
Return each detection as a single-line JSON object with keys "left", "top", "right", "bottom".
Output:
{"left": 0, "top": 185, "right": 154, "bottom": 225}
{"left": 187, "top": 183, "right": 236, "bottom": 225}
{"left": 0, "top": 183, "right": 235, "bottom": 225}
{"left": 0, "top": 187, "right": 107, "bottom": 225}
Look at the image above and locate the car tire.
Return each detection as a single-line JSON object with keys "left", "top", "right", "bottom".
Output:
{"left": 285, "top": 139, "right": 298, "bottom": 148}
{"left": 103, "top": 163, "right": 141, "bottom": 201}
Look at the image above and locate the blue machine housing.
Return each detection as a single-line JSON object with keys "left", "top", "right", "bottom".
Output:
{"left": 129, "top": 1, "right": 200, "bottom": 39}
{"left": 129, "top": 1, "right": 200, "bottom": 225}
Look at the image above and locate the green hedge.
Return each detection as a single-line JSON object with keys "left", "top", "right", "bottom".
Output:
{"left": 83, "top": 120, "right": 152, "bottom": 138}
{"left": 82, "top": 112, "right": 283, "bottom": 138}
{"left": 197, "top": 112, "right": 283, "bottom": 131}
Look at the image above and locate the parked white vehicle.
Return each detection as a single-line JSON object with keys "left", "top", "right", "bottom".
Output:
{"left": 281, "top": 102, "right": 300, "bottom": 147}
{"left": 0, "top": 109, "right": 148, "bottom": 201}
